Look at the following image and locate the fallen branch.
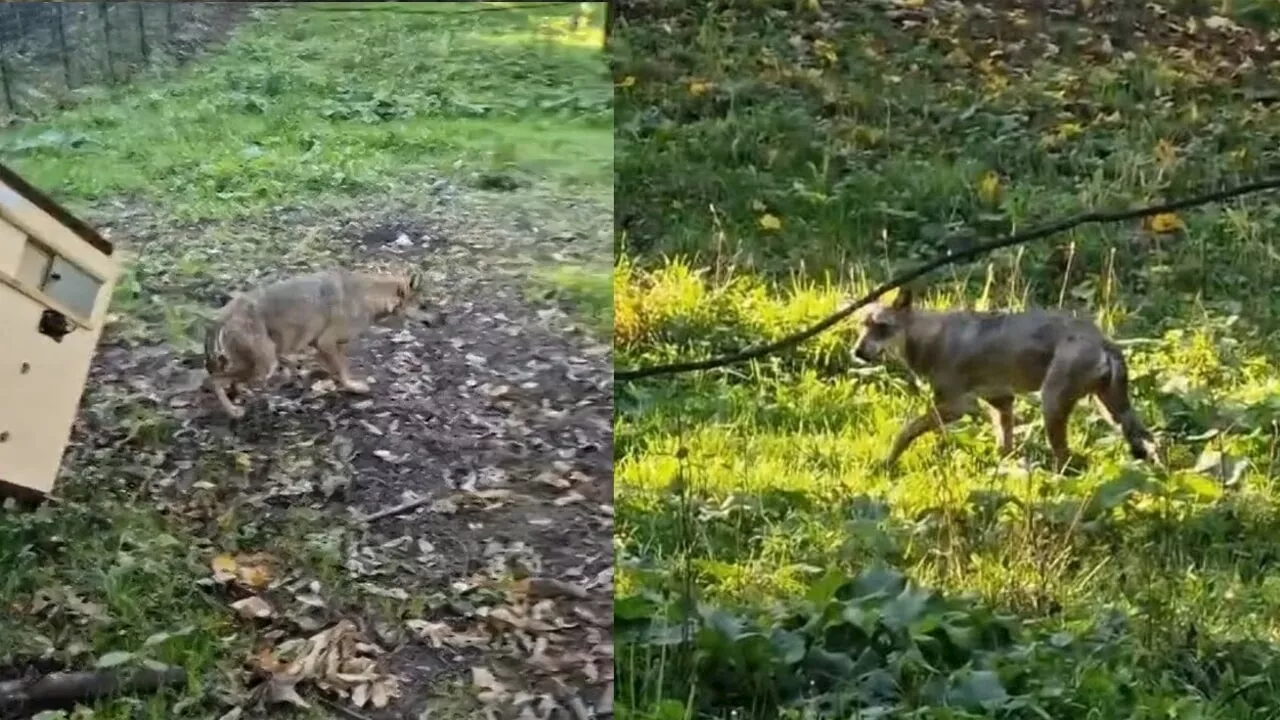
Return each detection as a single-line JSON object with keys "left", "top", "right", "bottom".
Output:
{"left": 360, "top": 495, "right": 433, "bottom": 523}
{"left": 0, "top": 666, "right": 187, "bottom": 718}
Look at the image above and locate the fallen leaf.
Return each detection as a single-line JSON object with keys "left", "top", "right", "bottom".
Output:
{"left": 688, "top": 79, "right": 712, "bottom": 96}
{"left": 1149, "top": 212, "right": 1185, "bottom": 234}
{"left": 758, "top": 213, "right": 782, "bottom": 231}
{"left": 212, "top": 554, "right": 239, "bottom": 583}
{"left": 95, "top": 650, "right": 135, "bottom": 669}
{"left": 535, "top": 471, "right": 572, "bottom": 489}
{"left": 515, "top": 577, "right": 590, "bottom": 600}
{"left": 352, "top": 682, "right": 370, "bottom": 708}
{"left": 211, "top": 553, "right": 276, "bottom": 591}
{"left": 231, "top": 596, "right": 276, "bottom": 620}
{"left": 471, "top": 666, "right": 510, "bottom": 704}
{"left": 553, "top": 491, "right": 586, "bottom": 507}
{"left": 977, "top": 171, "right": 1001, "bottom": 204}
{"left": 618, "top": 75, "right": 636, "bottom": 88}
{"left": 265, "top": 675, "right": 311, "bottom": 709}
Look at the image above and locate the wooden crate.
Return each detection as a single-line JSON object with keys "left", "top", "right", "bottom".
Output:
{"left": 0, "top": 163, "right": 118, "bottom": 500}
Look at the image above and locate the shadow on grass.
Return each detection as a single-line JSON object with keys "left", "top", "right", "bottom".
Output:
{"left": 616, "top": 479, "right": 1280, "bottom": 718}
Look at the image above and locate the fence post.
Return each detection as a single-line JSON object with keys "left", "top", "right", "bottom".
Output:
{"left": 12, "top": 3, "right": 24, "bottom": 41}
{"left": 55, "top": 2, "right": 72, "bottom": 89}
{"left": 604, "top": 1, "right": 613, "bottom": 48}
{"left": 99, "top": 1, "right": 115, "bottom": 84}
{"left": 165, "top": 2, "right": 175, "bottom": 37}
{"left": 136, "top": 2, "right": 148, "bottom": 64}
{"left": 0, "top": 35, "right": 14, "bottom": 115}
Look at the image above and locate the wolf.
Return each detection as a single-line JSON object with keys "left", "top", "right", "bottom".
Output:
{"left": 851, "top": 287, "right": 1157, "bottom": 471}
{"left": 204, "top": 267, "right": 425, "bottom": 419}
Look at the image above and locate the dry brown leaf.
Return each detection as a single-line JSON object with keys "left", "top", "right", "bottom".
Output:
{"left": 534, "top": 471, "right": 571, "bottom": 489}
{"left": 212, "top": 554, "right": 239, "bottom": 583}
{"left": 370, "top": 679, "right": 393, "bottom": 709}
{"left": 471, "top": 666, "right": 510, "bottom": 704}
{"left": 231, "top": 596, "right": 275, "bottom": 620}
{"left": 254, "top": 619, "right": 402, "bottom": 711}
{"left": 517, "top": 577, "right": 589, "bottom": 600}
{"left": 406, "top": 619, "right": 488, "bottom": 648}
{"left": 265, "top": 675, "right": 311, "bottom": 709}
{"left": 351, "top": 682, "right": 370, "bottom": 708}
{"left": 553, "top": 491, "right": 586, "bottom": 507}
{"left": 211, "top": 552, "right": 276, "bottom": 591}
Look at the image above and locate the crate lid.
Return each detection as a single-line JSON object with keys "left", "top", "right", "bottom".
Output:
{"left": 0, "top": 163, "right": 113, "bottom": 257}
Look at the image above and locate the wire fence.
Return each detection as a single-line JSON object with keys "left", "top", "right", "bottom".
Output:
{"left": 0, "top": 2, "right": 248, "bottom": 120}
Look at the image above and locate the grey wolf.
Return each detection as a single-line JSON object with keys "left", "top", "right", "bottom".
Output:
{"left": 851, "top": 287, "right": 1157, "bottom": 471}
{"left": 204, "top": 267, "right": 425, "bottom": 419}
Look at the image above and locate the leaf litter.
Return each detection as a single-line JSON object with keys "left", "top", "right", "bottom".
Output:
{"left": 60, "top": 192, "right": 613, "bottom": 718}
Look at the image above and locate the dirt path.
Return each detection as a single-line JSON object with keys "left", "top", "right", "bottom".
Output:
{"left": 63, "top": 185, "right": 613, "bottom": 718}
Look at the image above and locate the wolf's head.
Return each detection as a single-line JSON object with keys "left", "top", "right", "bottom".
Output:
{"left": 851, "top": 287, "right": 914, "bottom": 364}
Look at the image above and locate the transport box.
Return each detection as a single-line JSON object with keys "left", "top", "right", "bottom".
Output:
{"left": 0, "top": 163, "right": 118, "bottom": 500}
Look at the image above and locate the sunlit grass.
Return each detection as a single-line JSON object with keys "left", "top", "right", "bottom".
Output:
{"left": 615, "top": 0, "right": 1280, "bottom": 700}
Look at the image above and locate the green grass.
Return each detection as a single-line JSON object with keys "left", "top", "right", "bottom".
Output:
{"left": 615, "top": 1, "right": 1280, "bottom": 718}
{"left": 4, "top": 2, "right": 611, "bottom": 220}
{"left": 0, "top": 4, "right": 609, "bottom": 717}
{"left": 534, "top": 264, "right": 615, "bottom": 336}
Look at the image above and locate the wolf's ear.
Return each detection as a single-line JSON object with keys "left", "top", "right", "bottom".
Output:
{"left": 891, "top": 286, "right": 913, "bottom": 310}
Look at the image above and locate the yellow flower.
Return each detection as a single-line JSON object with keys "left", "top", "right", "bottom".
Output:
{"left": 688, "top": 80, "right": 712, "bottom": 96}
{"left": 618, "top": 75, "right": 636, "bottom": 88}
{"left": 977, "top": 171, "right": 1001, "bottom": 204}
{"left": 1149, "top": 212, "right": 1185, "bottom": 234}
{"left": 758, "top": 213, "right": 782, "bottom": 231}
{"left": 814, "top": 39, "right": 838, "bottom": 65}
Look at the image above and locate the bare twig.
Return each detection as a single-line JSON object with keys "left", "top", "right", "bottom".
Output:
{"left": 615, "top": 176, "right": 1280, "bottom": 381}
{"left": 360, "top": 495, "right": 433, "bottom": 523}
{"left": 315, "top": 694, "right": 376, "bottom": 720}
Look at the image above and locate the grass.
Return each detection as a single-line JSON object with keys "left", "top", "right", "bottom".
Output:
{"left": 614, "top": 1, "right": 1280, "bottom": 718}
{"left": 3, "top": 2, "right": 611, "bottom": 220}
{"left": 534, "top": 264, "right": 615, "bottom": 336}
{"left": 0, "top": 3, "right": 609, "bottom": 717}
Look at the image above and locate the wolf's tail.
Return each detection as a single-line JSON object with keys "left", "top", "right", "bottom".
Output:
{"left": 1101, "top": 344, "right": 1157, "bottom": 461}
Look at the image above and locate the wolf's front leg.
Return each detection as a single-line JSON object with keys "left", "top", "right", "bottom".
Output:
{"left": 315, "top": 337, "right": 369, "bottom": 394}
{"left": 883, "top": 398, "right": 969, "bottom": 469}
{"left": 209, "top": 375, "right": 245, "bottom": 419}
